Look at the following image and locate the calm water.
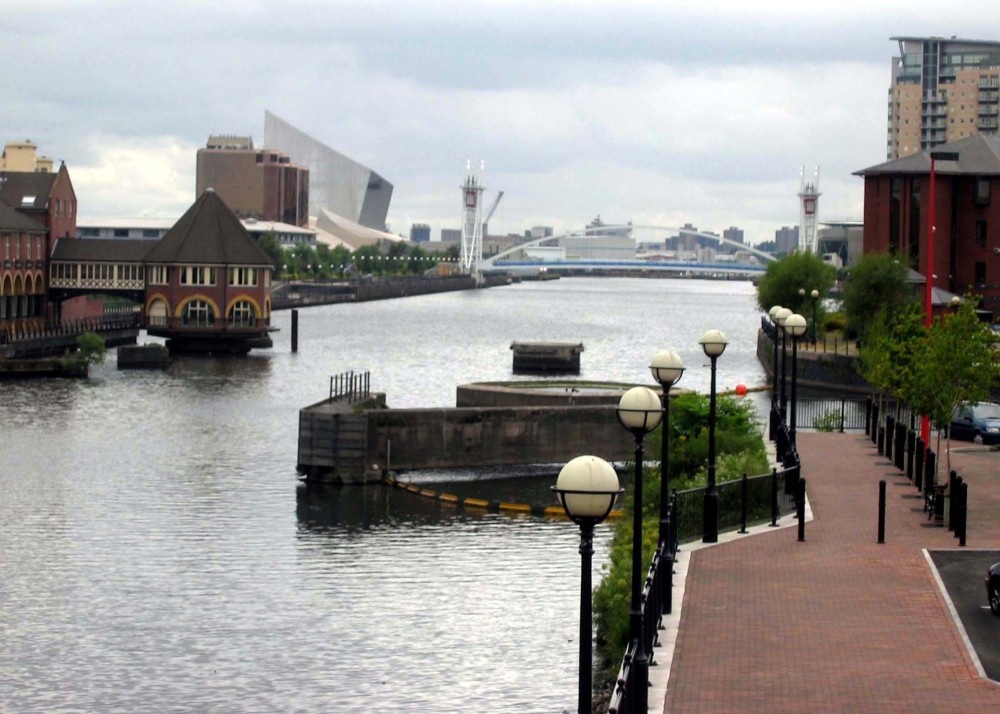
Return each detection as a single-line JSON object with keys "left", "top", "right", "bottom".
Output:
{"left": 0, "top": 277, "right": 766, "bottom": 713}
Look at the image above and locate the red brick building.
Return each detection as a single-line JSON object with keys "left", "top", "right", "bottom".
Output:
{"left": 142, "top": 189, "right": 274, "bottom": 353}
{"left": 856, "top": 133, "right": 1000, "bottom": 318}
{"left": 0, "top": 162, "right": 78, "bottom": 329}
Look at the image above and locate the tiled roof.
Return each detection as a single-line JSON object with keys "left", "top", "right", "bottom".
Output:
{"left": 855, "top": 134, "right": 1000, "bottom": 176}
{"left": 51, "top": 238, "right": 155, "bottom": 262}
{"left": 0, "top": 200, "right": 46, "bottom": 232}
{"left": 143, "top": 189, "right": 273, "bottom": 266}
{"left": 0, "top": 171, "right": 56, "bottom": 209}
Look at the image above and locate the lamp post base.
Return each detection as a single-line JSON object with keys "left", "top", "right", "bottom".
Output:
{"left": 703, "top": 489, "right": 719, "bottom": 543}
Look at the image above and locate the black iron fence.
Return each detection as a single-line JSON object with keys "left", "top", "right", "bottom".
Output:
{"left": 606, "top": 456, "right": 801, "bottom": 714}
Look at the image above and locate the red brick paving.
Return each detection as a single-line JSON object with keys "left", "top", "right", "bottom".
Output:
{"left": 660, "top": 431, "right": 1000, "bottom": 713}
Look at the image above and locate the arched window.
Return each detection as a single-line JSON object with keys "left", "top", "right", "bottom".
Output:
{"left": 147, "top": 299, "right": 168, "bottom": 327}
{"left": 228, "top": 300, "right": 257, "bottom": 327}
{"left": 182, "top": 299, "right": 215, "bottom": 327}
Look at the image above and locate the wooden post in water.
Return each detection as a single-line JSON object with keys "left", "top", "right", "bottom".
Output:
{"left": 291, "top": 309, "right": 299, "bottom": 353}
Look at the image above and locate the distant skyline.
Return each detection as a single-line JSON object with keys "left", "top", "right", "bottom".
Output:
{"left": 5, "top": 1, "right": 1000, "bottom": 245}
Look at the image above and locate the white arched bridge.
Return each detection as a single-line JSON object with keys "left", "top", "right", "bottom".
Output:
{"left": 481, "top": 224, "right": 771, "bottom": 277}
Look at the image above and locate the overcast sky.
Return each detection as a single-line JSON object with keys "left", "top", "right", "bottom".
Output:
{"left": 5, "top": 1, "right": 1000, "bottom": 245}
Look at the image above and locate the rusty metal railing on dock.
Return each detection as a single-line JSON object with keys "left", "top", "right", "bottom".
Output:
{"left": 329, "top": 371, "right": 370, "bottom": 403}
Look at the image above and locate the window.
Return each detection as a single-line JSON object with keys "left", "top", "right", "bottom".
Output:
{"left": 113, "top": 229, "right": 128, "bottom": 238}
{"left": 148, "top": 266, "right": 168, "bottom": 285}
{"left": 179, "top": 266, "right": 216, "bottom": 285}
{"left": 228, "top": 267, "right": 258, "bottom": 287}
{"left": 142, "top": 229, "right": 161, "bottom": 239}
{"left": 975, "top": 261, "right": 986, "bottom": 286}
{"left": 182, "top": 299, "right": 215, "bottom": 327}
{"left": 976, "top": 178, "right": 991, "bottom": 205}
{"left": 228, "top": 300, "right": 257, "bottom": 327}
{"left": 977, "top": 219, "right": 988, "bottom": 246}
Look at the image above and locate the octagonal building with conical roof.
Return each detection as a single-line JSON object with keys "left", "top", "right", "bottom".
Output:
{"left": 143, "top": 189, "right": 274, "bottom": 353}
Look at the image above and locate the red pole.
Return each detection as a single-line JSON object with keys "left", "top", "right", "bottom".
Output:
{"left": 921, "top": 156, "right": 936, "bottom": 444}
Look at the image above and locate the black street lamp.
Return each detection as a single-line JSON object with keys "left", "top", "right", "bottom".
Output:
{"left": 784, "top": 314, "right": 808, "bottom": 446}
{"left": 616, "top": 386, "right": 663, "bottom": 714}
{"left": 699, "top": 329, "right": 728, "bottom": 543}
{"left": 552, "top": 455, "right": 623, "bottom": 714}
{"left": 810, "top": 289, "right": 820, "bottom": 346}
{"left": 774, "top": 307, "right": 793, "bottom": 430}
{"left": 649, "top": 350, "right": 685, "bottom": 548}
{"left": 767, "top": 305, "right": 783, "bottom": 439}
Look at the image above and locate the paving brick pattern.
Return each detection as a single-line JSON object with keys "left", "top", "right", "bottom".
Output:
{"left": 661, "top": 432, "right": 1000, "bottom": 713}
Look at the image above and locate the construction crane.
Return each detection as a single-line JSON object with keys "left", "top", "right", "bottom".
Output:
{"left": 482, "top": 190, "right": 504, "bottom": 236}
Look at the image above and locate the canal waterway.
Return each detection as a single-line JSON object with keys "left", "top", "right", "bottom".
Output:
{"left": 0, "top": 277, "right": 766, "bottom": 713}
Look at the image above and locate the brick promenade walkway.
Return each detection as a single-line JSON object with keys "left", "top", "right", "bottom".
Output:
{"left": 660, "top": 431, "right": 1000, "bottom": 713}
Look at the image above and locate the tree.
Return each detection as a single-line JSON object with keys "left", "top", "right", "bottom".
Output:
{"left": 840, "top": 252, "right": 910, "bottom": 340}
{"left": 754, "top": 252, "right": 836, "bottom": 317}
{"left": 907, "top": 297, "right": 1000, "bottom": 473}
{"left": 256, "top": 231, "right": 285, "bottom": 274}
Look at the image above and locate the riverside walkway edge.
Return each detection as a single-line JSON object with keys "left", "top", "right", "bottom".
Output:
{"left": 656, "top": 431, "right": 1000, "bottom": 713}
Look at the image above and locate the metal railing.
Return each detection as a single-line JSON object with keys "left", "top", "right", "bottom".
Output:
{"left": 329, "top": 370, "right": 371, "bottom": 403}
{"left": 795, "top": 397, "right": 870, "bottom": 432}
{"left": 1, "top": 313, "right": 140, "bottom": 344}
{"left": 606, "top": 456, "right": 801, "bottom": 713}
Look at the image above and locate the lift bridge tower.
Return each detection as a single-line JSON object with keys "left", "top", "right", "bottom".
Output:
{"left": 798, "top": 166, "right": 820, "bottom": 253}
{"left": 460, "top": 161, "right": 486, "bottom": 284}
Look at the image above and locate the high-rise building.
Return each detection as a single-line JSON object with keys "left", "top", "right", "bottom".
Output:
{"left": 410, "top": 223, "right": 430, "bottom": 243}
{"left": 0, "top": 140, "right": 53, "bottom": 173}
{"left": 196, "top": 136, "right": 309, "bottom": 227}
{"left": 887, "top": 36, "right": 1000, "bottom": 159}
{"left": 774, "top": 226, "right": 799, "bottom": 255}
{"left": 722, "top": 226, "right": 744, "bottom": 250}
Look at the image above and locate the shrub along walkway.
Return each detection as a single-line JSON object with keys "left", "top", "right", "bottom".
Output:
{"left": 659, "top": 431, "right": 1000, "bottom": 713}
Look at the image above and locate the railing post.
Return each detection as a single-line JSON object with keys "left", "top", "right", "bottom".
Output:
{"left": 739, "top": 473, "right": 748, "bottom": 534}
{"left": 770, "top": 468, "right": 779, "bottom": 527}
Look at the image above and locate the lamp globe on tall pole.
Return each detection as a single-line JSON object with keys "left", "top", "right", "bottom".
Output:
{"left": 552, "top": 455, "right": 623, "bottom": 714}
{"left": 649, "top": 350, "right": 684, "bottom": 549}
{"left": 616, "top": 386, "right": 662, "bottom": 714}
{"left": 784, "top": 313, "right": 808, "bottom": 447}
{"left": 699, "top": 329, "right": 728, "bottom": 544}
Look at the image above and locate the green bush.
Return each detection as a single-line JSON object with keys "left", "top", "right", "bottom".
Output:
{"left": 592, "top": 393, "right": 768, "bottom": 667}
{"left": 823, "top": 311, "right": 848, "bottom": 333}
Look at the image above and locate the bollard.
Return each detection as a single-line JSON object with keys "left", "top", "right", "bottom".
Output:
{"left": 895, "top": 422, "right": 906, "bottom": 471}
{"left": 871, "top": 403, "right": 880, "bottom": 445}
{"left": 739, "top": 473, "right": 749, "bottom": 534}
{"left": 948, "top": 471, "right": 958, "bottom": 532}
{"left": 770, "top": 468, "right": 779, "bottom": 527}
{"left": 915, "top": 440, "right": 925, "bottom": 492}
{"left": 885, "top": 416, "right": 895, "bottom": 461}
{"left": 797, "top": 478, "right": 806, "bottom": 542}
{"left": 925, "top": 450, "right": 936, "bottom": 499}
{"left": 958, "top": 481, "right": 969, "bottom": 547}
{"left": 865, "top": 397, "right": 873, "bottom": 436}
{"left": 877, "top": 480, "right": 886, "bottom": 544}
{"left": 906, "top": 430, "right": 916, "bottom": 482}
{"left": 291, "top": 309, "right": 299, "bottom": 353}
